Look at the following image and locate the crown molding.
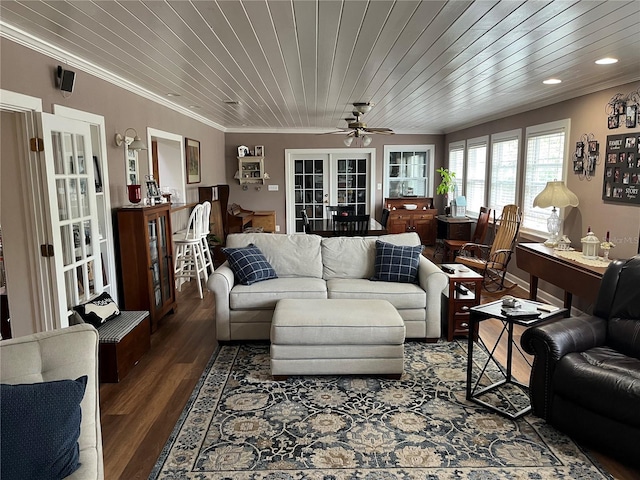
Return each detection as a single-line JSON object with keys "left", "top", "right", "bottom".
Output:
{"left": 0, "top": 20, "right": 226, "bottom": 132}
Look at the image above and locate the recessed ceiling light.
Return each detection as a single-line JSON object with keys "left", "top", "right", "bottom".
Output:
{"left": 189, "top": 105, "right": 201, "bottom": 109}
{"left": 224, "top": 100, "right": 242, "bottom": 106}
{"left": 595, "top": 57, "right": 618, "bottom": 65}
{"left": 543, "top": 78, "right": 562, "bottom": 85}
{"left": 166, "top": 93, "right": 181, "bottom": 97}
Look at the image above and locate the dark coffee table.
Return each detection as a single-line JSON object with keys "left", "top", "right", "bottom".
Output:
{"left": 465, "top": 299, "right": 566, "bottom": 419}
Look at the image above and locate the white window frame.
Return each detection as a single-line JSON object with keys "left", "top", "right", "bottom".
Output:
{"left": 521, "top": 119, "right": 572, "bottom": 235}
{"left": 383, "top": 144, "right": 435, "bottom": 199}
{"left": 465, "top": 136, "right": 489, "bottom": 217}
{"left": 448, "top": 141, "right": 465, "bottom": 196}
{"left": 488, "top": 129, "right": 521, "bottom": 216}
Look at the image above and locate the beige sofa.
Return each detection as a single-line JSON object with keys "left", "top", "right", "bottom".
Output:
{"left": 208, "top": 232, "right": 448, "bottom": 342}
{"left": 0, "top": 324, "right": 103, "bottom": 480}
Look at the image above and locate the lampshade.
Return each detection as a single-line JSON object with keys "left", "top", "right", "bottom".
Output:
{"left": 343, "top": 136, "right": 353, "bottom": 147}
{"left": 362, "top": 135, "right": 372, "bottom": 147}
{"left": 533, "top": 181, "right": 579, "bottom": 208}
{"left": 114, "top": 127, "right": 147, "bottom": 151}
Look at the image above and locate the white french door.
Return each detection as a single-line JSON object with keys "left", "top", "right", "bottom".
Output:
{"left": 285, "top": 148, "right": 376, "bottom": 233}
{"left": 39, "top": 113, "right": 102, "bottom": 328}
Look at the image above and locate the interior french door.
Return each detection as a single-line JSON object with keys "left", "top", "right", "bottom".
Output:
{"left": 39, "top": 113, "right": 102, "bottom": 328}
{"left": 285, "top": 149, "right": 374, "bottom": 233}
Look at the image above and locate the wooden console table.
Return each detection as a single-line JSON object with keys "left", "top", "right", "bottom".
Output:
{"left": 516, "top": 243, "right": 608, "bottom": 314}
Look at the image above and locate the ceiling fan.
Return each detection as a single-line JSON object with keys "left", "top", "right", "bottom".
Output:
{"left": 327, "top": 102, "right": 394, "bottom": 146}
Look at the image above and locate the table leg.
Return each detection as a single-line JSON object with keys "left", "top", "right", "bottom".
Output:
{"left": 528, "top": 274, "right": 539, "bottom": 301}
{"left": 505, "top": 320, "right": 514, "bottom": 381}
{"left": 563, "top": 291, "right": 572, "bottom": 317}
{"left": 466, "top": 315, "right": 476, "bottom": 400}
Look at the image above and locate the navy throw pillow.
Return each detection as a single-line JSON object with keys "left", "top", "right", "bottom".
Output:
{"left": 222, "top": 244, "right": 278, "bottom": 285}
{"left": 73, "top": 291, "right": 120, "bottom": 328}
{"left": 372, "top": 240, "right": 423, "bottom": 283}
{"left": 0, "top": 376, "right": 87, "bottom": 480}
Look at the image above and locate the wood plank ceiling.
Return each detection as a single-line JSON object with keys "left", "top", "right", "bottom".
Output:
{"left": 1, "top": 0, "right": 639, "bottom": 134}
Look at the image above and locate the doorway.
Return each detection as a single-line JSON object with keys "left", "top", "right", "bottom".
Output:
{"left": 284, "top": 148, "right": 376, "bottom": 233}
{"left": 146, "top": 128, "right": 185, "bottom": 204}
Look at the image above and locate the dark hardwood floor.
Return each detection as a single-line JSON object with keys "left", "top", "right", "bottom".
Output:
{"left": 99, "top": 279, "right": 639, "bottom": 479}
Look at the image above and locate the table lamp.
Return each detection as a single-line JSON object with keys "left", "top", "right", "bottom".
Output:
{"left": 533, "top": 181, "right": 579, "bottom": 247}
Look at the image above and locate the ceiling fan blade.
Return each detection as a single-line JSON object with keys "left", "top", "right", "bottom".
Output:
{"left": 319, "top": 128, "right": 351, "bottom": 135}
{"left": 364, "top": 127, "right": 394, "bottom": 134}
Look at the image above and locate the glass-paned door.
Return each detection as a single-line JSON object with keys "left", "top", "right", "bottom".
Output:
{"left": 286, "top": 149, "right": 374, "bottom": 233}
{"left": 292, "top": 155, "right": 329, "bottom": 232}
{"left": 40, "top": 113, "right": 102, "bottom": 328}
{"left": 336, "top": 156, "right": 368, "bottom": 215}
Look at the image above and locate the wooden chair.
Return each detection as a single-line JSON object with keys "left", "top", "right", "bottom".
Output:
{"left": 444, "top": 207, "right": 491, "bottom": 262}
{"left": 332, "top": 214, "right": 370, "bottom": 237}
{"left": 380, "top": 208, "right": 390, "bottom": 229}
{"left": 326, "top": 205, "right": 356, "bottom": 217}
{"left": 300, "top": 209, "right": 311, "bottom": 233}
{"left": 455, "top": 204, "right": 522, "bottom": 292}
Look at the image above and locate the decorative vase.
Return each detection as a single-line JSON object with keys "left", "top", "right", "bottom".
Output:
{"left": 602, "top": 248, "right": 610, "bottom": 261}
{"left": 127, "top": 184, "right": 142, "bottom": 204}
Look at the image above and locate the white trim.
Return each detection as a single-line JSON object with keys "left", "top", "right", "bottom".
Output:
{"left": 0, "top": 20, "right": 224, "bottom": 132}
{"left": 490, "top": 128, "right": 521, "bottom": 143}
{"left": 0, "top": 89, "right": 42, "bottom": 112}
{"left": 467, "top": 135, "right": 489, "bottom": 147}
{"left": 145, "top": 128, "right": 186, "bottom": 204}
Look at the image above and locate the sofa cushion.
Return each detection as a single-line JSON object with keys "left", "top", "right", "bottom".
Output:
{"left": 554, "top": 347, "right": 640, "bottom": 428}
{"left": 326, "top": 278, "right": 427, "bottom": 309}
{"left": 226, "top": 233, "right": 323, "bottom": 278}
{"left": 223, "top": 244, "right": 277, "bottom": 285}
{"left": 229, "top": 277, "right": 327, "bottom": 310}
{"left": 72, "top": 291, "right": 120, "bottom": 328}
{"left": 0, "top": 376, "right": 87, "bottom": 480}
{"left": 372, "top": 240, "right": 423, "bottom": 283}
{"left": 322, "top": 236, "right": 376, "bottom": 279}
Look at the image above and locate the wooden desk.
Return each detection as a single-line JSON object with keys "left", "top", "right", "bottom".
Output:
{"left": 309, "top": 218, "right": 386, "bottom": 237}
{"left": 516, "top": 243, "right": 607, "bottom": 314}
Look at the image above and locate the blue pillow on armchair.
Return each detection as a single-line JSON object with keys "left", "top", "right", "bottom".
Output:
{"left": 372, "top": 240, "right": 423, "bottom": 283}
{"left": 0, "top": 376, "right": 87, "bottom": 480}
{"left": 222, "top": 243, "right": 278, "bottom": 285}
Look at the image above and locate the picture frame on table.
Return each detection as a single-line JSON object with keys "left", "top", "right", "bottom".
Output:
{"left": 146, "top": 179, "right": 159, "bottom": 197}
{"left": 255, "top": 145, "right": 264, "bottom": 157}
{"left": 185, "top": 138, "right": 201, "bottom": 184}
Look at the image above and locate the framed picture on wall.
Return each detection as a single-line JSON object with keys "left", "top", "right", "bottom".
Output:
{"left": 626, "top": 105, "right": 637, "bottom": 128}
{"left": 255, "top": 145, "right": 264, "bottom": 157}
{"left": 185, "top": 138, "right": 201, "bottom": 184}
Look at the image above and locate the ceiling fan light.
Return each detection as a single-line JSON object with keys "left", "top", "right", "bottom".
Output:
{"left": 353, "top": 102, "right": 373, "bottom": 114}
{"left": 362, "top": 135, "right": 372, "bottom": 146}
{"left": 343, "top": 136, "right": 353, "bottom": 147}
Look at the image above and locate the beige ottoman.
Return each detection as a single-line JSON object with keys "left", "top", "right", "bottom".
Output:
{"left": 270, "top": 298, "right": 405, "bottom": 379}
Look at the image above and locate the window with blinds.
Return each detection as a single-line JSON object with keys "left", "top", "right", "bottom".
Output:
{"left": 448, "top": 142, "right": 465, "bottom": 196}
{"left": 465, "top": 138, "right": 488, "bottom": 216}
{"left": 489, "top": 130, "right": 520, "bottom": 215}
{"left": 523, "top": 120, "right": 570, "bottom": 232}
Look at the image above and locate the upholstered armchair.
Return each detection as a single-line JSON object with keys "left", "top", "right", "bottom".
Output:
{"left": 521, "top": 255, "right": 640, "bottom": 466}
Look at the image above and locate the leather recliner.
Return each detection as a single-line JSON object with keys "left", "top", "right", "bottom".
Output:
{"left": 521, "top": 255, "right": 640, "bottom": 467}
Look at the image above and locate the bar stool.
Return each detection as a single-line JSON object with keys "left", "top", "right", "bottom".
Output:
{"left": 173, "top": 203, "right": 207, "bottom": 298}
{"left": 200, "top": 201, "right": 214, "bottom": 275}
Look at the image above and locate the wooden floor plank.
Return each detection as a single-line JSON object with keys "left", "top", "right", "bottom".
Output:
{"left": 99, "top": 280, "right": 639, "bottom": 479}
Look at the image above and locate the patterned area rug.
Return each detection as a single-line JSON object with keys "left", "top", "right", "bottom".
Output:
{"left": 149, "top": 342, "right": 611, "bottom": 479}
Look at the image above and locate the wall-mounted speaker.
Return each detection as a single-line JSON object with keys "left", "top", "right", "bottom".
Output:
{"left": 56, "top": 66, "right": 76, "bottom": 93}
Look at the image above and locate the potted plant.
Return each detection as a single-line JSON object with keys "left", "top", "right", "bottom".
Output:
{"left": 436, "top": 168, "right": 456, "bottom": 215}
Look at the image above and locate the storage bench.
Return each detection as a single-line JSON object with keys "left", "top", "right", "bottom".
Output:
{"left": 97, "top": 310, "right": 150, "bottom": 383}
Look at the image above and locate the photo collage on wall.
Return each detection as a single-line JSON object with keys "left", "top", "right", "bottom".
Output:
{"left": 603, "top": 133, "right": 640, "bottom": 205}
